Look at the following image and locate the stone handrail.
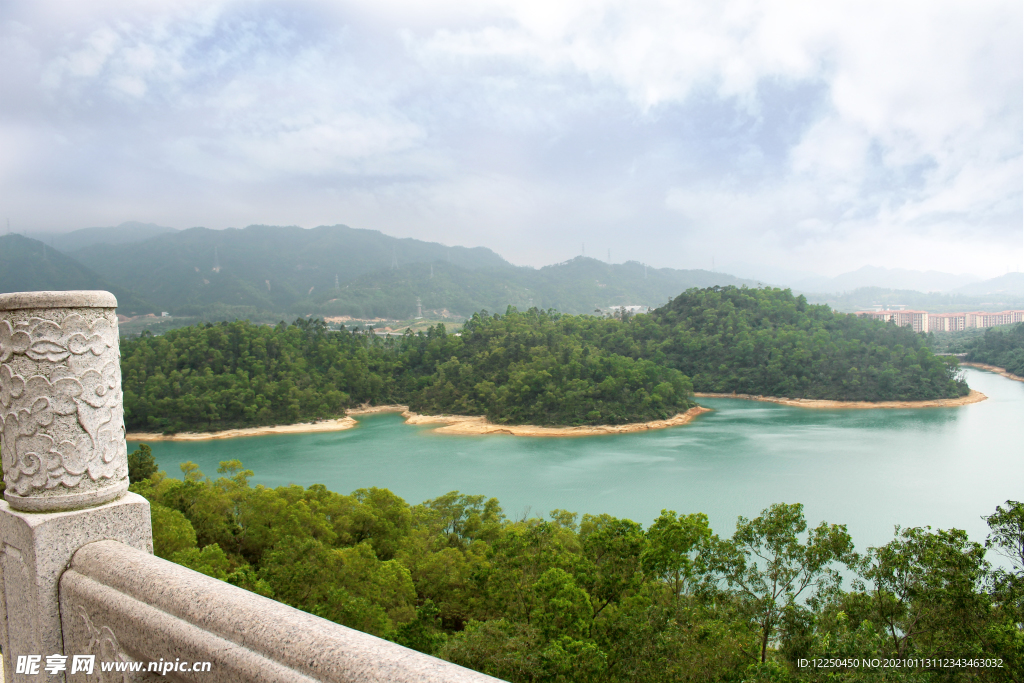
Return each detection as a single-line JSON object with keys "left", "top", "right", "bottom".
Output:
{"left": 59, "top": 540, "right": 501, "bottom": 682}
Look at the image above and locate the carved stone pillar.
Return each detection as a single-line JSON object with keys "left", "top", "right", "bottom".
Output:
{"left": 0, "top": 291, "right": 128, "bottom": 511}
{"left": 0, "top": 292, "right": 152, "bottom": 682}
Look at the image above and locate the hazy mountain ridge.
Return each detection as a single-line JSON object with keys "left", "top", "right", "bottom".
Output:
{"left": 26, "top": 221, "right": 178, "bottom": 252}
{"left": 3, "top": 223, "right": 1020, "bottom": 321}
{"left": 0, "top": 234, "right": 153, "bottom": 312}
{"left": 298, "top": 257, "right": 759, "bottom": 318}
{"left": 792, "top": 265, "right": 981, "bottom": 293}
{"left": 951, "top": 272, "right": 1024, "bottom": 297}
{"left": 68, "top": 224, "right": 512, "bottom": 312}
{"left": 804, "top": 285, "right": 1024, "bottom": 314}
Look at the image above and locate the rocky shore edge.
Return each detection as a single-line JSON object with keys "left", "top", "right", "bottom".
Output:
{"left": 127, "top": 381, "right": 994, "bottom": 442}
{"left": 959, "top": 362, "right": 1024, "bottom": 383}
{"left": 127, "top": 417, "right": 358, "bottom": 441}
{"left": 127, "top": 405, "right": 712, "bottom": 441}
{"left": 692, "top": 389, "right": 988, "bottom": 409}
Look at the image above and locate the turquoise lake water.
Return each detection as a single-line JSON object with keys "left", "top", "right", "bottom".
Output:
{"left": 130, "top": 368, "right": 1023, "bottom": 551}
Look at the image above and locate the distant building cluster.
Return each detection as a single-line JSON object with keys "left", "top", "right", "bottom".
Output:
{"left": 854, "top": 308, "right": 1024, "bottom": 333}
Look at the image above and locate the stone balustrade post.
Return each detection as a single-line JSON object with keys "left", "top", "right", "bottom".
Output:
{"left": 0, "top": 292, "right": 153, "bottom": 682}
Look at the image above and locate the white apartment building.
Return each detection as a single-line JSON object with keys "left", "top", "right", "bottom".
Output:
{"left": 856, "top": 309, "right": 1024, "bottom": 333}
{"left": 855, "top": 309, "right": 930, "bottom": 333}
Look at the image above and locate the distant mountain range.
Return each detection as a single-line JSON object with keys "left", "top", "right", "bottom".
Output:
{"left": 804, "top": 285, "right": 1024, "bottom": 314}
{"left": 3, "top": 222, "right": 1020, "bottom": 321}
{"left": 66, "top": 224, "right": 513, "bottom": 315}
{"left": 24, "top": 222, "right": 179, "bottom": 252}
{"left": 798, "top": 272, "right": 1024, "bottom": 315}
{"left": 0, "top": 234, "right": 153, "bottom": 313}
{"left": 949, "top": 272, "right": 1024, "bottom": 297}
{"left": 303, "top": 256, "right": 757, "bottom": 319}
{"left": 2, "top": 224, "right": 756, "bottom": 319}
{"left": 792, "top": 265, "right": 982, "bottom": 294}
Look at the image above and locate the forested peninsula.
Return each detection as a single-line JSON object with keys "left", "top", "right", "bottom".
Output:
{"left": 129, "top": 456, "right": 1024, "bottom": 682}
{"left": 121, "top": 286, "right": 968, "bottom": 434}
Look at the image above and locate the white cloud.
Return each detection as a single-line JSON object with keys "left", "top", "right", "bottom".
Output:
{"left": 1, "top": 0, "right": 1020, "bottom": 277}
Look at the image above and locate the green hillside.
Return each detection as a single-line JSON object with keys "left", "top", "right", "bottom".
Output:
{"left": 632, "top": 287, "right": 968, "bottom": 401}
{"left": 70, "top": 224, "right": 512, "bottom": 313}
{"left": 57, "top": 224, "right": 756, "bottom": 319}
{"left": 42, "top": 221, "right": 178, "bottom": 251}
{"left": 0, "top": 234, "right": 153, "bottom": 313}
{"left": 303, "top": 261, "right": 534, "bottom": 319}
{"left": 298, "top": 257, "right": 757, "bottom": 319}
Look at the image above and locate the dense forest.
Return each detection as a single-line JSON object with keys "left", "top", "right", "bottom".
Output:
{"left": 121, "top": 309, "right": 694, "bottom": 432}
{"left": 121, "top": 287, "right": 968, "bottom": 433}
{"left": 634, "top": 288, "right": 968, "bottom": 401}
{"left": 128, "top": 452, "right": 1024, "bottom": 682}
{"left": 962, "top": 323, "right": 1024, "bottom": 376}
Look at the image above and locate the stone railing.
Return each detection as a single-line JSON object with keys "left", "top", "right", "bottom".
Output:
{"left": 0, "top": 291, "right": 503, "bottom": 682}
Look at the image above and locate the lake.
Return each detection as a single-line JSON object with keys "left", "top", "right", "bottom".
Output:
{"left": 130, "top": 367, "right": 1023, "bottom": 551}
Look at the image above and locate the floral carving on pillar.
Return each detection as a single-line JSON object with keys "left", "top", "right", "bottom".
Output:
{"left": 0, "top": 310, "right": 127, "bottom": 502}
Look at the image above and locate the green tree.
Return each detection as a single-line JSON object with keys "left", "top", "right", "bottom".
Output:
{"left": 863, "top": 526, "right": 991, "bottom": 660}
{"left": 150, "top": 503, "right": 198, "bottom": 559}
{"left": 984, "top": 500, "right": 1024, "bottom": 579}
{"left": 127, "top": 443, "right": 158, "bottom": 482}
{"left": 720, "top": 502, "right": 856, "bottom": 663}
{"left": 579, "top": 514, "right": 645, "bottom": 619}
{"left": 641, "top": 510, "right": 716, "bottom": 602}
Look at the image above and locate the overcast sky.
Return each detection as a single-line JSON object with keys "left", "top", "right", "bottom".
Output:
{"left": 1, "top": 0, "right": 1021, "bottom": 278}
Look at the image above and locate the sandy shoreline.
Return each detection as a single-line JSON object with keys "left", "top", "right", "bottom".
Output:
{"left": 127, "top": 417, "right": 358, "bottom": 441}
{"left": 346, "top": 404, "right": 412, "bottom": 416}
{"left": 692, "top": 389, "right": 987, "bottom": 409}
{"left": 127, "top": 380, "right": 993, "bottom": 442}
{"left": 960, "top": 362, "right": 1024, "bottom": 383}
{"left": 127, "top": 405, "right": 712, "bottom": 441}
{"left": 400, "top": 405, "right": 712, "bottom": 436}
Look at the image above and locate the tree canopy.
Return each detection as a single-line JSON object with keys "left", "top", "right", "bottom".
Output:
{"left": 131, "top": 462, "right": 1023, "bottom": 682}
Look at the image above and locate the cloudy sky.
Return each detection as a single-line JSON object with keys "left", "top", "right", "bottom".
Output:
{"left": 1, "top": 0, "right": 1021, "bottom": 278}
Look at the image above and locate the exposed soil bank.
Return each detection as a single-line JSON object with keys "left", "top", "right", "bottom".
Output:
{"left": 960, "top": 362, "right": 1024, "bottom": 383}
{"left": 127, "top": 417, "right": 358, "bottom": 441}
{"left": 128, "top": 405, "right": 712, "bottom": 441}
{"left": 692, "top": 390, "right": 987, "bottom": 409}
{"left": 400, "top": 405, "right": 713, "bottom": 437}
{"left": 124, "top": 384, "right": 989, "bottom": 441}
{"left": 346, "top": 404, "right": 412, "bottom": 416}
